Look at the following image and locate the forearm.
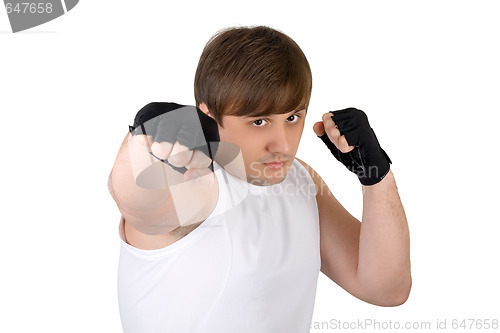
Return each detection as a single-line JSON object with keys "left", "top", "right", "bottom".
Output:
{"left": 109, "top": 134, "right": 171, "bottom": 210}
{"left": 108, "top": 133, "right": 219, "bottom": 234}
{"left": 357, "top": 170, "right": 411, "bottom": 305}
{"left": 108, "top": 134, "right": 176, "bottom": 233}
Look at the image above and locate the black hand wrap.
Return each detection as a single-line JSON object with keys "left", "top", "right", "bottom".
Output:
{"left": 319, "top": 108, "right": 392, "bottom": 186}
{"left": 128, "top": 102, "right": 220, "bottom": 174}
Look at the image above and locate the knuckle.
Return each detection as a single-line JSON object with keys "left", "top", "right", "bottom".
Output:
{"left": 167, "top": 145, "right": 192, "bottom": 167}
{"left": 168, "top": 154, "right": 190, "bottom": 167}
{"left": 151, "top": 142, "right": 172, "bottom": 159}
{"left": 169, "top": 142, "right": 191, "bottom": 157}
{"left": 327, "top": 127, "right": 340, "bottom": 139}
{"left": 339, "top": 136, "right": 351, "bottom": 153}
{"left": 354, "top": 109, "right": 368, "bottom": 122}
{"left": 187, "top": 151, "right": 211, "bottom": 169}
{"left": 172, "top": 141, "right": 187, "bottom": 151}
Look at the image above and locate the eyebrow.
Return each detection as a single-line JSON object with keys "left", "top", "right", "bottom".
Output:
{"left": 287, "top": 108, "right": 307, "bottom": 116}
{"left": 293, "top": 108, "right": 307, "bottom": 114}
{"left": 241, "top": 108, "right": 307, "bottom": 120}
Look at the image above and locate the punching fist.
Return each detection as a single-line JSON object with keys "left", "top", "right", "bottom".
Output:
{"left": 128, "top": 102, "right": 219, "bottom": 187}
{"left": 109, "top": 102, "right": 221, "bottom": 233}
{"left": 313, "top": 108, "right": 392, "bottom": 186}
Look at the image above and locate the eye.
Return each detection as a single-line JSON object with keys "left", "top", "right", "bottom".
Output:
{"left": 252, "top": 119, "right": 268, "bottom": 127}
{"left": 286, "top": 114, "right": 300, "bottom": 123}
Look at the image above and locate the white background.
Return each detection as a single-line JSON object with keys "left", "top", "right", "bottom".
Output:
{"left": 1, "top": 1, "right": 499, "bottom": 332}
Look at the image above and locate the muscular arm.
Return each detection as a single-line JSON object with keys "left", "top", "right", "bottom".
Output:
{"left": 298, "top": 159, "right": 411, "bottom": 306}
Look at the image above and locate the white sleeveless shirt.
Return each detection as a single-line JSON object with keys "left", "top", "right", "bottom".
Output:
{"left": 118, "top": 159, "right": 321, "bottom": 333}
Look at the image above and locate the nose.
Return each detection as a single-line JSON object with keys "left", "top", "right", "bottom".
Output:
{"left": 266, "top": 124, "right": 291, "bottom": 155}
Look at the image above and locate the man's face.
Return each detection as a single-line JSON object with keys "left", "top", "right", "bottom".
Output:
{"left": 218, "top": 109, "right": 307, "bottom": 186}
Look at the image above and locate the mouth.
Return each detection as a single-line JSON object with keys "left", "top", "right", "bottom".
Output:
{"left": 262, "top": 160, "right": 288, "bottom": 169}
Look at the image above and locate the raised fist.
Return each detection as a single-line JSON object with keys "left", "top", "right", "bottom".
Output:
{"left": 314, "top": 108, "right": 392, "bottom": 186}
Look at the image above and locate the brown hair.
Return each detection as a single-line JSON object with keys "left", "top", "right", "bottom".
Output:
{"left": 194, "top": 26, "right": 312, "bottom": 126}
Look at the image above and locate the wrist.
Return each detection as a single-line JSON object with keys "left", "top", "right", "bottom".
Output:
{"left": 362, "top": 169, "right": 395, "bottom": 193}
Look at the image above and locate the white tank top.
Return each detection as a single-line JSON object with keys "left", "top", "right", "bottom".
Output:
{"left": 117, "top": 159, "right": 321, "bottom": 333}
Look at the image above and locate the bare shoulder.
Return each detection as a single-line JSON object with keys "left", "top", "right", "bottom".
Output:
{"left": 295, "top": 157, "right": 328, "bottom": 196}
{"left": 295, "top": 157, "right": 313, "bottom": 172}
{"left": 295, "top": 157, "right": 356, "bottom": 221}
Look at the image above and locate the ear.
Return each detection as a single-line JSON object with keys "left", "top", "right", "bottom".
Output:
{"left": 198, "top": 102, "right": 213, "bottom": 118}
{"left": 198, "top": 102, "right": 223, "bottom": 127}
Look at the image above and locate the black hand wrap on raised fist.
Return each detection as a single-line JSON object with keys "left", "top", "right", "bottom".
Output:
{"left": 128, "top": 102, "right": 220, "bottom": 174}
{"left": 319, "top": 108, "right": 392, "bottom": 186}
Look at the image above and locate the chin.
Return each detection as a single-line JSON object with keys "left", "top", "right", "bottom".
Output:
{"left": 247, "top": 177, "right": 285, "bottom": 186}
{"left": 247, "top": 164, "right": 290, "bottom": 186}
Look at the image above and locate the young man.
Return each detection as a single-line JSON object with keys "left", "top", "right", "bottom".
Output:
{"left": 108, "top": 26, "right": 411, "bottom": 333}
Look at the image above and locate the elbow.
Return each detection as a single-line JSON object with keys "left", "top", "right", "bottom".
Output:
{"left": 362, "top": 272, "right": 412, "bottom": 307}
{"left": 378, "top": 274, "right": 412, "bottom": 307}
{"left": 386, "top": 283, "right": 412, "bottom": 307}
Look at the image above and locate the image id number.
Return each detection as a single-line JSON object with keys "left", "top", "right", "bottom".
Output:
{"left": 452, "top": 319, "right": 498, "bottom": 330}
{"left": 5, "top": 2, "right": 53, "bottom": 14}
